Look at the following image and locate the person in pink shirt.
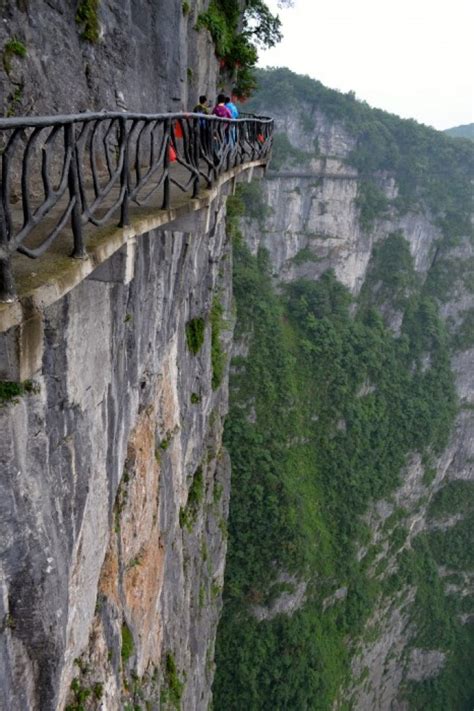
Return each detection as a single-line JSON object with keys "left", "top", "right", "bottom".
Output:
{"left": 212, "top": 93, "right": 232, "bottom": 119}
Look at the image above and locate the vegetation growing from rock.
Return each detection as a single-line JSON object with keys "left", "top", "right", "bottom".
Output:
{"left": 0, "top": 380, "right": 38, "bottom": 405}
{"left": 76, "top": 0, "right": 101, "bottom": 43}
{"left": 2, "top": 37, "right": 26, "bottom": 74}
{"left": 121, "top": 622, "right": 134, "bottom": 665}
{"left": 269, "top": 132, "right": 314, "bottom": 171}
{"left": 185, "top": 317, "right": 205, "bottom": 355}
{"left": 211, "top": 297, "right": 226, "bottom": 390}
{"left": 180, "top": 467, "right": 204, "bottom": 531}
{"left": 196, "top": 0, "right": 282, "bottom": 98}
{"left": 161, "top": 653, "right": 184, "bottom": 710}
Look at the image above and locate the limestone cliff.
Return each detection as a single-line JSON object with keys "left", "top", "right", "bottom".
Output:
{"left": 0, "top": 3, "right": 247, "bottom": 708}
{"left": 0, "top": 0, "right": 218, "bottom": 117}
{"left": 0, "top": 197, "right": 234, "bottom": 710}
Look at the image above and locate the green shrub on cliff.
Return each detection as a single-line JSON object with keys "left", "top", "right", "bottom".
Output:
{"left": 2, "top": 37, "right": 26, "bottom": 74}
{"left": 0, "top": 380, "right": 38, "bottom": 405}
{"left": 185, "top": 317, "right": 205, "bottom": 354}
{"left": 76, "top": 0, "right": 101, "bottom": 43}
{"left": 196, "top": 0, "right": 281, "bottom": 98}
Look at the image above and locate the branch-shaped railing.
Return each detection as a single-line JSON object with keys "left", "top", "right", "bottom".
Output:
{"left": 0, "top": 111, "right": 273, "bottom": 301}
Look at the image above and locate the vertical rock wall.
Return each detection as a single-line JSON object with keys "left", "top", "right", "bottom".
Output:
{"left": 0, "top": 0, "right": 218, "bottom": 116}
{"left": 0, "top": 190, "right": 234, "bottom": 710}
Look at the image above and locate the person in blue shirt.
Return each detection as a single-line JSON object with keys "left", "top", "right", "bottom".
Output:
{"left": 225, "top": 94, "right": 239, "bottom": 146}
{"left": 225, "top": 94, "right": 239, "bottom": 119}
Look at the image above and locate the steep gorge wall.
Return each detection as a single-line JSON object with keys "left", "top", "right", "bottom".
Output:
{"left": 215, "top": 76, "right": 473, "bottom": 709}
{"left": 0, "top": 190, "right": 235, "bottom": 710}
{"left": 0, "top": 5, "right": 242, "bottom": 708}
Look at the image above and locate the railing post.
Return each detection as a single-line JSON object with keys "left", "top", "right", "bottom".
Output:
{"left": 66, "top": 124, "right": 87, "bottom": 259}
{"left": 192, "top": 117, "right": 199, "bottom": 199}
{"left": 0, "top": 110, "right": 272, "bottom": 299}
{"left": 162, "top": 118, "right": 171, "bottom": 210}
{"left": 0, "top": 256, "right": 15, "bottom": 302}
{"left": 0, "top": 148, "right": 16, "bottom": 301}
{"left": 119, "top": 116, "right": 129, "bottom": 227}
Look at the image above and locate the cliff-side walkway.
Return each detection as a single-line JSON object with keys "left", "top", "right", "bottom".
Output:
{"left": 0, "top": 111, "right": 273, "bottom": 304}
{"left": 0, "top": 111, "right": 272, "bottom": 380}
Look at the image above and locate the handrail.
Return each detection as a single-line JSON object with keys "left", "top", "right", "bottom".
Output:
{"left": 0, "top": 111, "right": 273, "bottom": 301}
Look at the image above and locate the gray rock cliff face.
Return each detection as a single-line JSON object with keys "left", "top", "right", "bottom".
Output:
{"left": 0, "top": 0, "right": 218, "bottom": 116}
{"left": 0, "top": 193, "right": 233, "bottom": 709}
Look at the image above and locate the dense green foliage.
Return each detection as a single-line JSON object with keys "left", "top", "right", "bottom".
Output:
{"left": 389, "top": 529, "right": 474, "bottom": 709}
{"left": 428, "top": 480, "right": 474, "bottom": 520}
{"left": 196, "top": 1, "right": 282, "bottom": 97}
{"left": 355, "top": 180, "right": 389, "bottom": 231}
{"left": 213, "top": 187, "right": 463, "bottom": 708}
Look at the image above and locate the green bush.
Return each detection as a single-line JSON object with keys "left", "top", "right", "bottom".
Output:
{"left": 196, "top": 0, "right": 281, "bottom": 98}
{"left": 76, "top": 0, "right": 101, "bottom": 43}
{"left": 355, "top": 180, "right": 389, "bottom": 231}
{"left": 163, "top": 653, "right": 184, "bottom": 709}
{"left": 2, "top": 37, "right": 26, "bottom": 74}
{"left": 180, "top": 467, "right": 204, "bottom": 531}
{"left": 185, "top": 317, "right": 205, "bottom": 354}
{"left": 0, "top": 380, "right": 38, "bottom": 405}
{"left": 121, "top": 623, "right": 134, "bottom": 665}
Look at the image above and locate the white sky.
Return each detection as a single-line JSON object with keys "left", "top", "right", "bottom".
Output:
{"left": 257, "top": 0, "right": 474, "bottom": 130}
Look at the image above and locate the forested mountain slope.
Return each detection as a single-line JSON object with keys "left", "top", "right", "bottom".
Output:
{"left": 213, "top": 68, "right": 474, "bottom": 710}
{"left": 444, "top": 123, "right": 474, "bottom": 141}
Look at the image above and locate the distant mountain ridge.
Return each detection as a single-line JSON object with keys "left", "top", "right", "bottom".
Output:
{"left": 444, "top": 123, "right": 474, "bottom": 140}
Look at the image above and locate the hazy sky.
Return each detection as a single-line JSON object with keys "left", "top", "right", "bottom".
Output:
{"left": 257, "top": 0, "right": 474, "bottom": 130}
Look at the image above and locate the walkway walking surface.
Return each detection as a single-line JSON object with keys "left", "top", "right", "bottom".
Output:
{"left": 0, "top": 159, "right": 266, "bottom": 333}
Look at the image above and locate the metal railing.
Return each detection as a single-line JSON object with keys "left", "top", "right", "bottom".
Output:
{"left": 0, "top": 111, "right": 273, "bottom": 301}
